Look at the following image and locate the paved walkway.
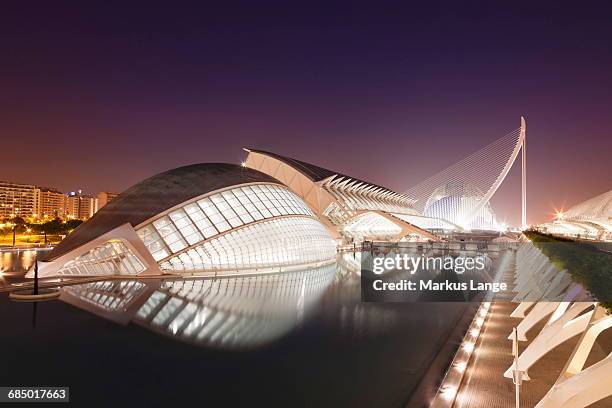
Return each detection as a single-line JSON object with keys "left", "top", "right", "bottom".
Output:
{"left": 455, "top": 252, "right": 612, "bottom": 408}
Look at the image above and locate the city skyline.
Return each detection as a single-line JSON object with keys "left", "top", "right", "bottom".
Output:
{"left": 2, "top": 3, "right": 611, "bottom": 225}
{"left": 0, "top": 181, "right": 118, "bottom": 220}
{"left": 1, "top": 136, "right": 607, "bottom": 227}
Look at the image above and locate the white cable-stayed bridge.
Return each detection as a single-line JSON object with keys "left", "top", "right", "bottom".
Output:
{"left": 404, "top": 117, "right": 527, "bottom": 231}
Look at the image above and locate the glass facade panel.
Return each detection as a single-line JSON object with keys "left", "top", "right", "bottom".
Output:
{"left": 137, "top": 225, "right": 169, "bottom": 261}
{"left": 159, "top": 217, "right": 335, "bottom": 272}
{"left": 169, "top": 208, "right": 203, "bottom": 245}
{"left": 136, "top": 183, "right": 318, "bottom": 263}
{"left": 153, "top": 216, "right": 188, "bottom": 253}
{"left": 56, "top": 240, "right": 146, "bottom": 276}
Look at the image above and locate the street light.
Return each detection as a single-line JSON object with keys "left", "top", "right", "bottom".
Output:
{"left": 512, "top": 327, "right": 524, "bottom": 408}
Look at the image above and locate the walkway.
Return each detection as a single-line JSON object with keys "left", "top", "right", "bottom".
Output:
{"left": 455, "top": 251, "right": 612, "bottom": 407}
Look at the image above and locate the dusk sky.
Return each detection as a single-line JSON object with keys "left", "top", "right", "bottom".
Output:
{"left": 1, "top": 2, "right": 611, "bottom": 226}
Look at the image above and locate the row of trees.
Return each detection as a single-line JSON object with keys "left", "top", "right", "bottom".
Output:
{"left": 1, "top": 217, "right": 83, "bottom": 236}
{"left": 525, "top": 230, "right": 612, "bottom": 312}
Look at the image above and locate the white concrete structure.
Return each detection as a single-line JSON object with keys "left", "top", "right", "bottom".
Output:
{"left": 423, "top": 183, "right": 501, "bottom": 230}
{"left": 504, "top": 302, "right": 596, "bottom": 379}
{"left": 405, "top": 117, "right": 527, "bottom": 231}
{"left": 243, "top": 149, "right": 444, "bottom": 243}
{"left": 505, "top": 301, "right": 612, "bottom": 408}
{"left": 28, "top": 164, "right": 336, "bottom": 278}
{"left": 537, "top": 189, "right": 612, "bottom": 241}
{"left": 503, "top": 237, "right": 612, "bottom": 407}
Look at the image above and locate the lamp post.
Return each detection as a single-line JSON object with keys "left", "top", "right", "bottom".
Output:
{"left": 33, "top": 260, "right": 39, "bottom": 295}
{"left": 8, "top": 252, "right": 59, "bottom": 302}
{"left": 512, "top": 327, "right": 523, "bottom": 408}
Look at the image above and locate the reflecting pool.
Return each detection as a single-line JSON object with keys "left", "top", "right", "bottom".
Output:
{"left": 0, "top": 250, "right": 477, "bottom": 407}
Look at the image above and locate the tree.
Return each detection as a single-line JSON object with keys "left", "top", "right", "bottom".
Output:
{"left": 44, "top": 218, "right": 64, "bottom": 234}
{"left": 64, "top": 219, "right": 83, "bottom": 230}
{"left": 12, "top": 216, "right": 27, "bottom": 229}
{"left": 10, "top": 216, "right": 28, "bottom": 246}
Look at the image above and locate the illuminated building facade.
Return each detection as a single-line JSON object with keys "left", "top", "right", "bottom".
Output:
{"left": 64, "top": 192, "right": 98, "bottom": 220}
{"left": 423, "top": 182, "right": 500, "bottom": 231}
{"left": 243, "top": 149, "right": 445, "bottom": 243}
{"left": 37, "top": 187, "right": 66, "bottom": 218}
{"left": 0, "top": 181, "right": 39, "bottom": 218}
{"left": 0, "top": 182, "right": 122, "bottom": 220}
{"left": 97, "top": 191, "right": 119, "bottom": 209}
{"left": 537, "top": 189, "right": 612, "bottom": 241}
{"left": 30, "top": 163, "right": 337, "bottom": 278}
{"left": 28, "top": 122, "right": 533, "bottom": 279}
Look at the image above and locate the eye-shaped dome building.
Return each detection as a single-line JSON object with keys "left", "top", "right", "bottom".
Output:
{"left": 29, "top": 163, "right": 337, "bottom": 278}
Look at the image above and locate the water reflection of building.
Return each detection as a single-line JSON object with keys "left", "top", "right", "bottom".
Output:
{"left": 1, "top": 249, "right": 37, "bottom": 273}
{"left": 61, "top": 265, "right": 336, "bottom": 348}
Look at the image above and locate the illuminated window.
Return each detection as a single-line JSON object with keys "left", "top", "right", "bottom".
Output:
{"left": 136, "top": 183, "right": 320, "bottom": 264}
{"left": 56, "top": 240, "right": 146, "bottom": 276}
{"left": 159, "top": 217, "right": 335, "bottom": 271}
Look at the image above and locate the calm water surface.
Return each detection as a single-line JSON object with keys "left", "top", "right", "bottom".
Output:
{"left": 0, "top": 250, "right": 474, "bottom": 408}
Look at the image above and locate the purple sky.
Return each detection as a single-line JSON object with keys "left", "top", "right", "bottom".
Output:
{"left": 1, "top": 2, "right": 611, "bottom": 226}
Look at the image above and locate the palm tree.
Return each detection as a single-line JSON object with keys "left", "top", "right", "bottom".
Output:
{"left": 11, "top": 216, "right": 27, "bottom": 247}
